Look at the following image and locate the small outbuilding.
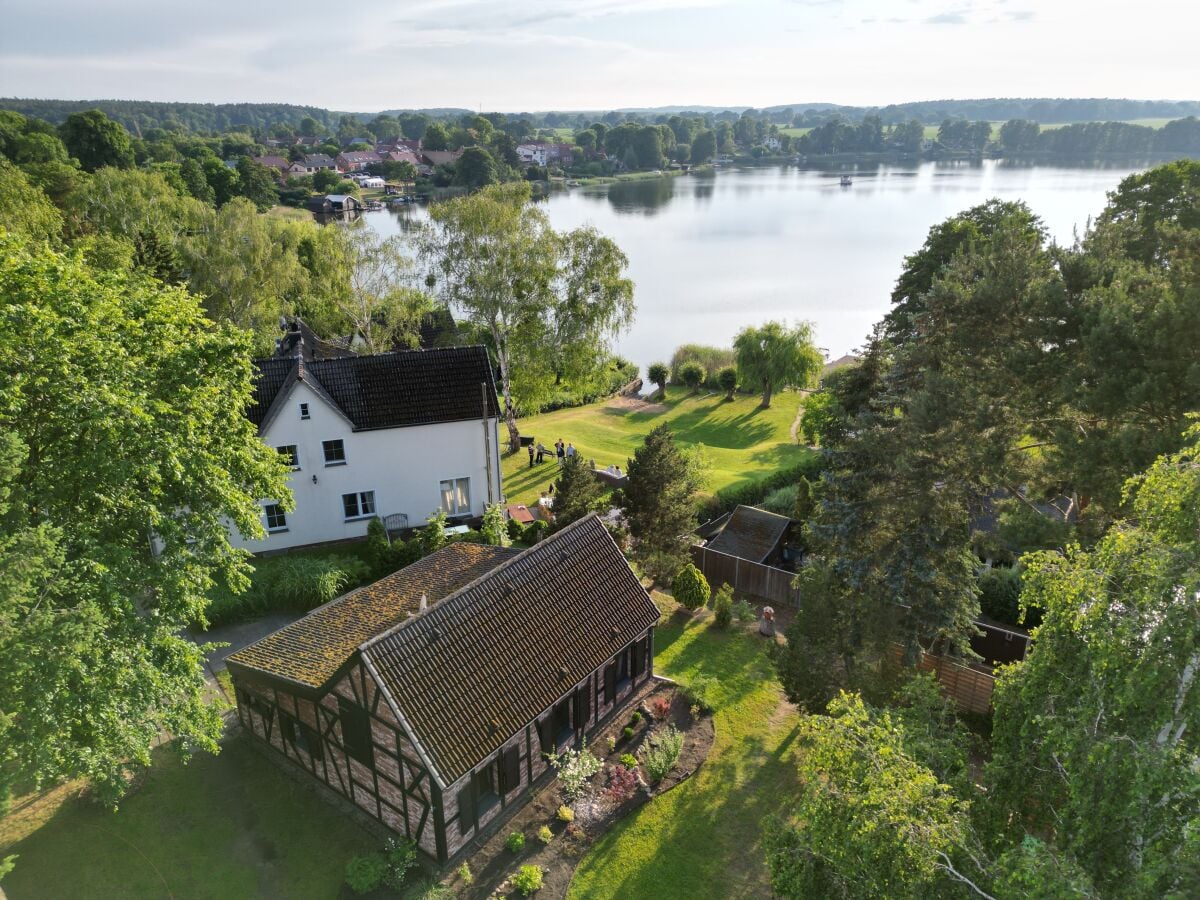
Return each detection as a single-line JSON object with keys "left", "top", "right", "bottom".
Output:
{"left": 705, "top": 504, "right": 793, "bottom": 566}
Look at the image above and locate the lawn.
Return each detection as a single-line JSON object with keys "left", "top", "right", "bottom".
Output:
{"left": 568, "top": 600, "right": 802, "bottom": 899}
{"left": 501, "top": 391, "right": 809, "bottom": 508}
{"left": 1, "top": 739, "right": 378, "bottom": 899}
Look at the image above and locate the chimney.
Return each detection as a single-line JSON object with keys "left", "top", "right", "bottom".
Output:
{"left": 419, "top": 593, "right": 428, "bottom": 612}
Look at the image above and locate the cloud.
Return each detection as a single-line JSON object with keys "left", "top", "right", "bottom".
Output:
{"left": 1008, "top": 9, "right": 1035, "bottom": 21}
{"left": 925, "top": 10, "right": 972, "bottom": 24}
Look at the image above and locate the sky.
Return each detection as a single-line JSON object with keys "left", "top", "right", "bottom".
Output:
{"left": 1, "top": 0, "right": 1196, "bottom": 112}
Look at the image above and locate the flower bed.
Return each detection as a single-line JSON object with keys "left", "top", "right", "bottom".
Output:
{"left": 445, "top": 679, "right": 714, "bottom": 898}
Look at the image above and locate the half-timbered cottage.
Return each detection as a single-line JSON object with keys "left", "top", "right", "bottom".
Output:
{"left": 226, "top": 514, "right": 660, "bottom": 862}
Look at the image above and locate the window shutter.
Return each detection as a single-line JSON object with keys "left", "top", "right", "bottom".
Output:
{"left": 631, "top": 640, "right": 644, "bottom": 677}
{"left": 604, "top": 663, "right": 616, "bottom": 702}
{"left": 573, "top": 685, "right": 590, "bottom": 728}
{"left": 501, "top": 746, "right": 520, "bottom": 793}
{"left": 457, "top": 784, "right": 474, "bottom": 835}
{"left": 537, "top": 717, "right": 553, "bottom": 754}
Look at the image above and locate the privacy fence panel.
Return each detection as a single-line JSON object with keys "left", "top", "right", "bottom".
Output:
{"left": 689, "top": 545, "right": 802, "bottom": 607}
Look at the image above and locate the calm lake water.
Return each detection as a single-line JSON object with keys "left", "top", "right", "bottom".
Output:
{"left": 362, "top": 160, "right": 1145, "bottom": 375}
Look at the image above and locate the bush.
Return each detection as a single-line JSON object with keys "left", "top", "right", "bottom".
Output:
{"left": 670, "top": 344, "right": 735, "bottom": 388}
{"left": 511, "top": 864, "right": 544, "bottom": 896}
{"left": 383, "top": 837, "right": 418, "bottom": 890}
{"left": 647, "top": 361, "right": 669, "bottom": 396}
{"left": 506, "top": 831, "right": 526, "bottom": 853}
{"left": 620, "top": 752, "right": 639, "bottom": 768}
{"left": 480, "top": 502, "right": 508, "bottom": 546}
{"left": 713, "top": 584, "right": 734, "bottom": 628}
{"left": 556, "top": 804, "right": 575, "bottom": 822}
{"left": 681, "top": 675, "right": 718, "bottom": 714}
{"left": 523, "top": 519, "right": 549, "bottom": 544}
{"left": 506, "top": 518, "right": 525, "bottom": 541}
{"left": 365, "top": 516, "right": 391, "bottom": 575}
{"left": 644, "top": 725, "right": 684, "bottom": 782}
{"left": 402, "top": 881, "right": 452, "bottom": 900}
{"left": 760, "top": 483, "right": 799, "bottom": 517}
{"left": 630, "top": 711, "right": 643, "bottom": 726}
{"left": 457, "top": 862, "right": 474, "bottom": 885}
{"left": 679, "top": 361, "right": 705, "bottom": 393}
{"left": 717, "top": 365, "right": 738, "bottom": 399}
{"left": 605, "top": 763, "right": 639, "bottom": 803}
{"left": 537, "top": 824, "right": 553, "bottom": 844}
{"left": 650, "top": 696, "right": 672, "bottom": 720}
{"left": 672, "top": 563, "right": 711, "bottom": 611}
{"left": 420, "top": 508, "right": 448, "bottom": 555}
{"left": 734, "top": 598, "right": 755, "bottom": 622}
{"left": 345, "top": 852, "right": 387, "bottom": 895}
{"left": 208, "top": 552, "right": 371, "bottom": 626}
{"left": 546, "top": 742, "right": 604, "bottom": 802}
{"left": 978, "top": 565, "right": 1040, "bottom": 628}
{"left": 606, "top": 735, "right": 617, "bottom": 754}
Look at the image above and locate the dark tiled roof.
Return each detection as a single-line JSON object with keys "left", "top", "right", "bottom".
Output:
{"left": 706, "top": 504, "right": 791, "bottom": 563}
{"left": 248, "top": 345, "right": 500, "bottom": 433}
{"left": 364, "top": 515, "right": 660, "bottom": 785}
{"left": 226, "top": 543, "right": 517, "bottom": 690}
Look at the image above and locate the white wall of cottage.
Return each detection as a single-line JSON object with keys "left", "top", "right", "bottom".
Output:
{"left": 233, "top": 380, "right": 503, "bottom": 552}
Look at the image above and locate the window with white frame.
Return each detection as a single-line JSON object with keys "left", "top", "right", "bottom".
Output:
{"left": 342, "top": 491, "right": 375, "bottom": 520}
{"left": 299, "top": 402, "right": 310, "bottom": 420}
{"left": 276, "top": 445, "right": 300, "bottom": 469}
{"left": 264, "top": 503, "right": 288, "bottom": 532}
{"left": 439, "top": 477, "right": 470, "bottom": 516}
{"left": 322, "top": 439, "right": 346, "bottom": 465}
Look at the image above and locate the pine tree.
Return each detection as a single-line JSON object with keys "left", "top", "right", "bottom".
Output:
{"left": 551, "top": 454, "right": 605, "bottom": 531}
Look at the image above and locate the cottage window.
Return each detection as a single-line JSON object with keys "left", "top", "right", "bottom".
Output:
{"left": 300, "top": 722, "right": 324, "bottom": 761}
{"left": 552, "top": 697, "right": 573, "bottom": 746}
{"left": 264, "top": 503, "right": 288, "bottom": 532}
{"left": 276, "top": 445, "right": 300, "bottom": 470}
{"left": 439, "top": 477, "right": 471, "bottom": 516}
{"left": 338, "top": 697, "right": 373, "bottom": 766}
{"left": 473, "top": 762, "right": 499, "bottom": 818}
{"left": 342, "top": 491, "right": 376, "bottom": 520}
{"left": 299, "top": 402, "right": 310, "bottom": 420}
{"left": 323, "top": 439, "right": 346, "bottom": 465}
{"left": 615, "top": 646, "right": 632, "bottom": 693}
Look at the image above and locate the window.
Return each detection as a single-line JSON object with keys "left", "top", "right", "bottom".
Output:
{"left": 342, "top": 491, "right": 375, "bottom": 520}
{"left": 299, "top": 402, "right": 310, "bottom": 420}
{"left": 473, "top": 762, "right": 499, "bottom": 818}
{"left": 276, "top": 445, "right": 299, "bottom": 469}
{"left": 615, "top": 646, "right": 632, "bottom": 691}
{"left": 552, "top": 697, "right": 573, "bottom": 746}
{"left": 338, "top": 697, "right": 373, "bottom": 766}
{"left": 323, "top": 439, "right": 346, "bottom": 465}
{"left": 264, "top": 503, "right": 288, "bottom": 532}
{"left": 439, "top": 477, "right": 471, "bottom": 516}
{"left": 299, "top": 722, "right": 323, "bottom": 760}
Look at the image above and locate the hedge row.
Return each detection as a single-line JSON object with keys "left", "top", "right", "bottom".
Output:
{"left": 698, "top": 455, "right": 825, "bottom": 521}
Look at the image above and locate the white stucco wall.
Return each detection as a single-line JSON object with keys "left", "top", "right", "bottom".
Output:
{"left": 234, "top": 380, "right": 503, "bottom": 552}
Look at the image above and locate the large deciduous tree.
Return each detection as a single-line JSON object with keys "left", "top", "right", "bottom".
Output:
{"left": 0, "top": 158, "right": 62, "bottom": 243}
{"left": 58, "top": 109, "right": 135, "bottom": 172}
{"left": 732, "top": 321, "right": 822, "bottom": 408}
{"left": 339, "top": 227, "right": 431, "bottom": 353}
{"left": 421, "top": 183, "right": 633, "bottom": 449}
{"left": 0, "top": 232, "right": 289, "bottom": 806}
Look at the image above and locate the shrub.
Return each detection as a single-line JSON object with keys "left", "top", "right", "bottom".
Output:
{"left": 506, "top": 518, "right": 525, "bottom": 541}
{"left": 712, "top": 584, "right": 733, "bottom": 628}
{"left": 681, "top": 675, "right": 718, "bottom": 714}
{"left": 679, "top": 361, "right": 705, "bottom": 393}
{"left": 457, "top": 862, "right": 474, "bottom": 885}
{"left": 537, "top": 824, "right": 553, "bottom": 844}
{"left": 760, "top": 483, "right": 799, "bottom": 516}
{"left": 717, "top": 365, "right": 738, "bottom": 400}
{"left": 546, "top": 742, "right": 604, "bottom": 802}
{"left": 420, "top": 508, "right": 448, "bottom": 555}
{"left": 383, "top": 837, "right": 417, "bottom": 890}
{"left": 647, "top": 361, "right": 669, "bottom": 396}
{"left": 620, "top": 753, "right": 639, "bottom": 768}
{"left": 670, "top": 344, "right": 735, "bottom": 388}
{"left": 270, "top": 555, "right": 369, "bottom": 612}
{"left": 345, "top": 852, "right": 387, "bottom": 895}
{"left": 650, "top": 696, "right": 672, "bottom": 721}
{"left": 644, "top": 725, "right": 684, "bottom": 782}
{"left": 506, "top": 831, "right": 526, "bottom": 853}
{"left": 606, "top": 735, "right": 617, "bottom": 754}
{"left": 480, "top": 502, "right": 508, "bottom": 546}
{"left": 672, "top": 563, "right": 711, "bottom": 611}
{"left": 556, "top": 804, "right": 575, "bottom": 822}
{"left": 699, "top": 456, "right": 825, "bottom": 521}
{"left": 630, "top": 711, "right": 643, "bottom": 726}
{"left": 978, "top": 565, "right": 1036, "bottom": 627}
{"left": 605, "top": 764, "right": 639, "bottom": 803}
{"left": 523, "top": 519, "right": 549, "bottom": 544}
{"left": 510, "top": 864, "right": 544, "bottom": 896}
{"left": 622, "top": 726, "right": 635, "bottom": 742}
{"left": 734, "top": 598, "right": 755, "bottom": 622}
{"left": 365, "top": 516, "right": 391, "bottom": 575}
{"left": 402, "top": 881, "right": 452, "bottom": 900}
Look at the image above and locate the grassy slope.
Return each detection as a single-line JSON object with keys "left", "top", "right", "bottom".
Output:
{"left": 568, "top": 602, "right": 801, "bottom": 899}
{"left": 501, "top": 391, "right": 808, "bottom": 508}
{"left": 2, "top": 741, "right": 377, "bottom": 900}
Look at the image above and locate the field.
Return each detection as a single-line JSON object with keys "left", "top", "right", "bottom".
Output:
{"left": 500, "top": 391, "right": 810, "bottom": 508}
{"left": 1, "top": 740, "right": 378, "bottom": 899}
{"left": 568, "top": 597, "right": 802, "bottom": 898}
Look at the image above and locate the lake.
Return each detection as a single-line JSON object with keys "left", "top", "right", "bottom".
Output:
{"left": 361, "top": 160, "right": 1145, "bottom": 375}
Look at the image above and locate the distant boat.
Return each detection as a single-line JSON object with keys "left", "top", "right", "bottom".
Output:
{"left": 839, "top": 175, "right": 853, "bottom": 187}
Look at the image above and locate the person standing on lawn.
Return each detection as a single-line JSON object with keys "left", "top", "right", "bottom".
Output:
{"left": 556, "top": 439, "right": 566, "bottom": 465}
{"left": 527, "top": 443, "right": 535, "bottom": 467}
{"left": 566, "top": 442, "right": 577, "bottom": 459}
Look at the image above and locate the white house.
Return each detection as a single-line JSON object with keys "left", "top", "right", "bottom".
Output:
{"left": 237, "top": 339, "right": 504, "bottom": 553}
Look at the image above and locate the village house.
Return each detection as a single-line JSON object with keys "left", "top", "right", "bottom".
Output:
{"left": 288, "top": 153, "right": 337, "bottom": 176}
{"left": 420, "top": 148, "right": 465, "bottom": 168}
{"left": 226, "top": 514, "right": 659, "bottom": 863}
{"left": 253, "top": 154, "right": 292, "bottom": 175}
{"left": 336, "top": 150, "right": 383, "bottom": 172}
{"left": 515, "top": 141, "right": 575, "bottom": 167}
{"left": 233, "top": 327, "right": 502, "bottom": 552}
{"left": 376, "top": 136, "right": 422, "bottom": 154}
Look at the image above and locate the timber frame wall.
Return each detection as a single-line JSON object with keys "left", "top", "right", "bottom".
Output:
{"left": 228, "top": 626, "right": 655, "bottom": 863}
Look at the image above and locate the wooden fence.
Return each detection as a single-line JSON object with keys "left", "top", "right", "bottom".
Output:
{"left": 689, "top": 544, "right": 802, "bottom": 607}
{"left": 908, "top": 648, "right": 996, "bottom": 715}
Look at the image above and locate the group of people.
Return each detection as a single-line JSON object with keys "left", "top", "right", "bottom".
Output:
{"left": 528, "top": 437, "right": 577, "bottom": 467}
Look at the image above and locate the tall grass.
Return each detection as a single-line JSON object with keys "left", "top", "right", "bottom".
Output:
{"left": 206, "top": 554, "right": 369, "bottom": 627}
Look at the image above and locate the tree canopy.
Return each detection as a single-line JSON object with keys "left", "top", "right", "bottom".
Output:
{"left": 733, "top": 321, "right": 823, "bottom": 408}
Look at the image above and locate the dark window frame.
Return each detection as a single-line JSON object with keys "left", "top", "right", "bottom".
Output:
{"left": 474, "top": 760, "right": 499, "bottom": 818}
{"left": 337, "top": 697, "right": 374, "bottom": 766}
{"left": 299, "top": 402, "right": 310, "bottom": 420}
{"left": 276, "top": 444, "right": 300, "bottom": 470}
{"left": 322, "top": 438, "right": 347, "bottom": 466}
{"left": 264, "top": 503, "right": 288, "bottom": 532}
{"left": 342, "top": 490, "right": 376, "bottom": 520}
